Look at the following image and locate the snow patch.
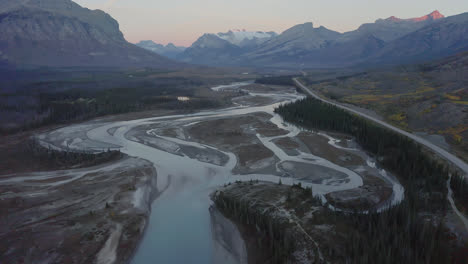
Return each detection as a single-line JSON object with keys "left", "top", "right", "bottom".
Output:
{"left": 216, "top": 30, "right": 277, "bottom": 46}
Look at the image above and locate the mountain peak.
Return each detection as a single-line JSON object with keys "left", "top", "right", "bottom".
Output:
{"left": 386, "top": 16, "right": 401, "bottom": 22}
{"left": 411, "top": 10, "right": 445, "bottom": 21}
{"left": 383, "top": 10, "right": 445, "bottom": 23}
{"left": 300, "top": 22, "right": 314, "bottom": 28}
{"left": 284, "top": 22, "right": 314, "bottom": 34}
{"left": 215, "top": 30, "right": 277, "bottom": 46}
{"left": 428, "top": 10, "right": 444, "bottom": 19}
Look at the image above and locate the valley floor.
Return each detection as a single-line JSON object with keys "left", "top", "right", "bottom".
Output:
{"left": 1, "top": 81, "right": 401, "bottom": 263}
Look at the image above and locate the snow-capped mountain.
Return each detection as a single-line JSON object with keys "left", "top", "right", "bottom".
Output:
{"left": 178, "top": 29, "right": 277, "bottom": 65}
{"left": 136, "top": 40, "right": 186, "bottom": 59}
{"left": 216, "top": 29, "right": 277, "bottom": 47}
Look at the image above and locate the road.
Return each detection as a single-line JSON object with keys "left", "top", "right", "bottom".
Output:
{"left": 293, "top": 78, "right": 468, "bottom": 177}
{"left": 293, "top": 77, "right": 468, "bottom": 231}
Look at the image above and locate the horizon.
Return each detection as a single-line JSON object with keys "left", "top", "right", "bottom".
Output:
{"left": 72, "top": 0, "right": 468, "bottom": 47}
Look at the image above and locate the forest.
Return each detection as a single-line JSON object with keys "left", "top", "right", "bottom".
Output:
{"left": 214, "top": 97, "right": 468, "bottom": 263}
{"left": 260, "top": 97, "right": 468, "bottom": 262}
{"left": 275, "top": 98, "right": 468, "bottom": 212}
{"left": 255, "top": 75, "right": 299, "bottom": 86}
{"left": 26, "top": 138, "right": 122, "bottom": 168}
{"left": 0, "top": 76, "right": 221, "bottom": 134}
{"left": 450, "top": 172, "right": 468, "bottom": 214}
{"left": 213, "top": 185, "right": 297, "bottom": 264}
{"left": 213, "top": 181, "right": 465, "bottom": 263}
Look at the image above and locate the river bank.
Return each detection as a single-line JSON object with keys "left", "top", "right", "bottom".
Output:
{"left": 0, "top": 155, "right": 158, "bottom": 264}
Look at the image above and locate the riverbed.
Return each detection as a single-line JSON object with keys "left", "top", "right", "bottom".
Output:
{"left": 35, "top": 82, "right": 403, "bottom": 263}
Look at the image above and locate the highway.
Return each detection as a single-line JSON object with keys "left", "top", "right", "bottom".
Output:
{"left": 293, "top": 78, "right": 468, "bottom": 177}
{"left": 293, "top": 77, "right": 468, "bottom": 230}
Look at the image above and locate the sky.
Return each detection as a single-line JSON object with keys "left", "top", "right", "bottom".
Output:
{"left": 73, "top": 0, "right": 468, "bottom": 47}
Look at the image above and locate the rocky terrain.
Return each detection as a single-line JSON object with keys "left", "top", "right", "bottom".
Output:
{"left": 0, "top": 0, "right": 180, "bottom": 68}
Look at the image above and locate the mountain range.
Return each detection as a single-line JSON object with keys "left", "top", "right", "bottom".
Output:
{"left": 0, "top": 0, "right": 180, "bottom": 68}
{"left": 0, "top": 3, "right": 466, "bottom": 70}
{"left": 135, "top": 41, "right": 186, "bottom": 59}
{"left": 178, "top": 29, "right": 278, "bottom": 65}
{"left": 177, "top": 11, "right": 468, "bottom": 68}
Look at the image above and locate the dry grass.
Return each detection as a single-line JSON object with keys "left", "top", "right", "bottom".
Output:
{"left": 445, "top": 94, "right": 462, "bottom": 101}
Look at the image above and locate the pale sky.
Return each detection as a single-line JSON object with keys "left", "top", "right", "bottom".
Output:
{"left": 73, "top": 0, "right": 468, "bottom": 47}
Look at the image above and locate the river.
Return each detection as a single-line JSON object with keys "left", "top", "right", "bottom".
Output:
{"left": 37, "top": 82, "right": 403, "bottom": 263}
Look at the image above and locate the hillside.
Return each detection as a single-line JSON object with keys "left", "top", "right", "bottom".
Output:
{"left": 302, "top": 51, "right": 468, "bottom": 161}
{"left": 367, "top": 12, "right": 468, "bottom": 65}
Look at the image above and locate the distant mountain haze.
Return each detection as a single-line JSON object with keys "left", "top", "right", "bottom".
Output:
{"left": 135, "top": 40, "right": 186, "bottom": 59}
{"left": 0, "top": 0, "right": 181, "bottom": 68}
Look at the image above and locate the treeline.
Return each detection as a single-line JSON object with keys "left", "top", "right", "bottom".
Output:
{"left": 1, "top": 86, "right": 221, "bottom": 135}
{"left": 340, "top": 200, "right": 456, "bottom": 263}
{"left": 451, "top": 173, "right": 468, "bottom": 213}
{"left": 212, "top": 187, "right": 296, "bottom": 263}
{"left": 38, "top": 96, "right": 220, "bottom": 125}
{"left": 27, "top": 138, "right": 121, "bottom": 168}
{"left": 213, "top": 182, "right": 324, "bottom": 263}
{"left": 274, "top": 97, "right": 468, "bottom": 262}
{"left": 214, "top": 184, "right": 465, "bottom": 264}
{"left": 255, "top": 75, "right": 299, "bottom": 86}
{"left": 276, "top": 98, "right": 455, "bottom": 211}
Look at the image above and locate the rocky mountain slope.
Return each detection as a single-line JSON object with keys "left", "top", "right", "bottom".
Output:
{"left": 248, "top": 23, "right": 340, "bottom": 55}
{"left": 0, "top": 0, "right": 179, "bottom": 68}
{"left": 240, "top": 22, "right": 343, "bottom": 67}
{"left": 339, "top": 10, "right": 445, "bottom": 43}
{"left": 303, "top": 51, "right": 468, "bottom": 160}
{"left": 366, "top": 12, "right": 468, "bottom": 65}
{"left": 135, "top": 40, "right": 186, "bottom": 59}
